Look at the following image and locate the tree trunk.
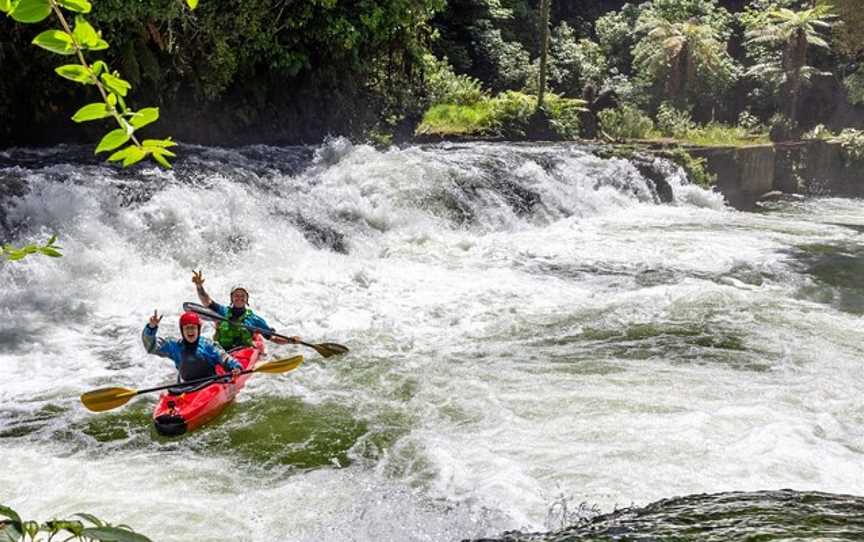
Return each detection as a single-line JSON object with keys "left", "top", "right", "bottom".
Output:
{"left": 782, "top": 28, "right": 809, "bottom": 126}
{"left": 666, "top": 41, "right": 690, "bottom": 106}
{"left": 537, "top": 0, "right": 551, "bottom": 111}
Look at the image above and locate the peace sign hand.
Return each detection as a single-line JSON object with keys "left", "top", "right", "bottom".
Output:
{"left": 148, "top": 310, "right": 163, "bottom": 328}
{"left": 192, "top": 269, "right": 205, "bottom": 286}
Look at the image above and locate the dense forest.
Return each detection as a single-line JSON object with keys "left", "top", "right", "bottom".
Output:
{"left": 1, "top": 0, "right": 862, "bottom": 147}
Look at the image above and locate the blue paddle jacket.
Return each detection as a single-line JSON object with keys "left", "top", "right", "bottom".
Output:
{"left": 142, "top": 324, "right": 242, "bottom": 381}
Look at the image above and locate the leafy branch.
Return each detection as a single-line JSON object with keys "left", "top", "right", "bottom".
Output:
{"left": 0, "top": 0, "right": 201, "bottom": 167}
{"left": 1, "top": 235, "right": 63, "bottom": 261}
{"left": 1, "top": 503, "right": 151, "bottom": 542}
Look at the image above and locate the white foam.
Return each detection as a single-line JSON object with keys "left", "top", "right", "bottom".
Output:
{"left": 2, "top": 144, "right": 863, "bottom": 541}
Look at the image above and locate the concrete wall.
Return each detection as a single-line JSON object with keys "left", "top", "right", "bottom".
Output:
{"left": 687, "top": 141, "right": 864, "bottom": 210}
{"left": 686, "top": 145, "right": 775, "bottom": 210}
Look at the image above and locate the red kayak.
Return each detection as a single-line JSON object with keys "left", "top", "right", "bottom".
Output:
{"left": 152, "top": 335, "right": 265, "bottom": 436}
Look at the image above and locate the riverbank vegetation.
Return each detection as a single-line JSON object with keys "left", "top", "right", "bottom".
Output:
{"left": 0, "top": 1, "right": 861, "bottom": 149}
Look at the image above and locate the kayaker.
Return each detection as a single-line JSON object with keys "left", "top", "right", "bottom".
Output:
{"left": 142, "top": 310, "right": 243, "bottom": 382}
{"left": 191, "top": 270, "right": 299, "bottom": 351}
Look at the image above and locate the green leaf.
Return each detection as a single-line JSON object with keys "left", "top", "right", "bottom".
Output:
{"left": 73, "top": 513, "right": 104, "bottom": 527}
{"left": 80, "top": 526, "right": 152, "bottom": 542}
{"left": 71, "top": 16, "right": 107, "bottom": 51}
{"left": 153, "top": 148, "right": 175, "bottom": 158}
{"left": 101, "top": 73, "right": 131, "bottom": 97}
{"left": 122, "top": 147, "right": 147, "bottom": 167}
{"left": 39, "top": 247, "right": 63, "bottom": 257}
{"left": 186, "top": 0, "right": 198, "bottom": 9}
{"left": 55, "top": 64, "right": 93, "bottom": 84}
{"left": 33, "top": 30, "right": 76, "bottom": 55}
{"left": 91, "top": 60, "right": 108, "bottom": 76}
{"left": 21, "top": 522, "right": 38, "bottom": 539}
{"left": 142, "top": 141, "right": 175, "bottom": 167}
{"left": 57, "top": 0, "right": 91, "bottom": 13}
{"left": 45, "top": 520, "right": 83, "bottom": 536}
{"left": 95, "top": 129, "right": 130, "bottom": 154}
{"left": 46, "top": 234, "right": 57, "bottom": 245}
{"left": 0, "top": 506, "right": 21, "bottom": 525}
{"left": 129, "top": 107, "right": 159, "bottom": 129}
{"left": 4, "top": 251, "right": 26, "bottom": 261}
{"left": 107, "top": 145, "right": 139, "bottom": 163}
{"left": 0, "top": 0, "right": 12, "bottom": 14}
{"left": 107, "top": 147, "right": 130, "bottom": 161}
{"left": 142, "top": 138, "right": 176, "bottom": 148}
{"left": 151, "top": 152, "right": 172, "bottom": 169}
{"left": 109, "top": 146, "right": 147, "bottom": 167}
{"left": 73, "top": 16, "right": 99, "bottom": 48}
{"left": 72, "top": 102, "right": 111, "bottom": 122}
{"left": 10, "top": 0, "right": 50, "bottom": 23}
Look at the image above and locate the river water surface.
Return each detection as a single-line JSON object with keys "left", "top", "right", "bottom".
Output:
{"left": 1, "top": 141, "right": 863, "bottom": 541}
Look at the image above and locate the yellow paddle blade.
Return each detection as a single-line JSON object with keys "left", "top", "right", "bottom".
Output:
{"left": 80, "top": 387, "right": 138, "bottom": 412}
{"left": 254, "top": 355, "right": 303, "bottom": 374}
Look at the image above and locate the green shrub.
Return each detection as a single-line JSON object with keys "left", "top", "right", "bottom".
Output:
{"left": 802, "top": 124, "right": 834, "bottom": 140}
{"left": 417, "top": 91, "right": 586, "bottom": 140}
{"left": 736, "top": 110, "right": 764, "bottom": 133}
{"left": 422, "top": 54, "right": 488, "bottom": 106}
{"left": 415, "top": 102, "right": 497, "bottom": 136}
{"left": 768, "top": 113, "right": 796, "bottom": 142}
{"left": 656, "top": 102, "right": 695, "bottom": 138}
{"left": 682, "top": 122, "right": 766, "bottom": 146}
{"left": 598, "top": 105, "right": 655, "bottom": 140}
{"left": 473, "top": 22, "right": 533, "bottom": 90}
{"left": 844, "top": 71, "right": 864, "bottom": 105}
{"left": 489, "top": 91, "right": 535, "bottom": 137}
{"left": 799, "top": 126, "right": 864, "bottom": 163}
{"left": 544, "top": 95, "right": 587, "bottom": 139}
{"left": 544, "top": 22, "right": 608, "bottom": 94}
{"left": 834, "top": 128, "right": 864, "bottom": 163}
{"left": 799, "top": 127, "right": 864, "bottom": 163}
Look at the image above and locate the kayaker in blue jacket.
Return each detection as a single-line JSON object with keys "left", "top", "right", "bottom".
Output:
{"left": 191, "top": 270, "right": 300, "bottom": 351}
{"left": 142, "top": 310, "right": 243, "bottom": 382}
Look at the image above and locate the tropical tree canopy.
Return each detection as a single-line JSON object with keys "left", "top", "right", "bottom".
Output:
{"left": 633, "top": 15, "right": 734, "bottom": 104}
{"left": 743, "top": 4, "right": 836, "bottom": 127}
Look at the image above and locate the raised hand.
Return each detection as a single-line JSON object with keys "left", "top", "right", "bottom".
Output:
{"left": 148, "top": 310, "right": 163, "bottom": 328}
{"left": 192, "top": 269, "right": 205, "bottom": 287}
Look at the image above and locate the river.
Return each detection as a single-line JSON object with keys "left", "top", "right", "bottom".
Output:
{"left": 1, "top": 140, "right": 863, "bottom": 541}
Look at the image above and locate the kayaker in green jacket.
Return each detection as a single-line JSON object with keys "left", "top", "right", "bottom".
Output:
{"left": 192, "top": 270, "right": 299, "bottom": 351}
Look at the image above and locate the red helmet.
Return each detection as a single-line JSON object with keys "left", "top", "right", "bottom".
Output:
{"left": 179, "top": 311, "right": 201, "bottom": 328}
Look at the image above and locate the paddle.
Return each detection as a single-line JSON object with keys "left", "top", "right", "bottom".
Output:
{"left": 182, "top": 301, "right": 349, "bottom": 358}
{"left": 80, "top": 355, "right": 304, "bottom": 412}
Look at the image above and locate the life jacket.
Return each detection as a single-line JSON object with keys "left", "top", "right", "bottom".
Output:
{"left": 214, "top": 308, "right": 253, "bottom": 350}
{"left": 178, "top": 341, "right": 215, "bottom": 382}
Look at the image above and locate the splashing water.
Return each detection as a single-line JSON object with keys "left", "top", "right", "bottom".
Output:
{"left": 1, "top": 140, "right": 862, "bottom": 541}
